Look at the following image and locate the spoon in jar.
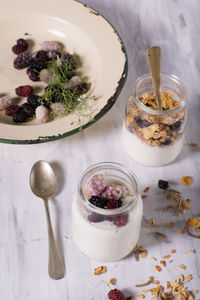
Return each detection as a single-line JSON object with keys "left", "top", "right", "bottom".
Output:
{"left": 30, "top": 160, "right": 65, "bottom": 280}
{"left": 147, "top": 46, "right": 162, "bottom": 110}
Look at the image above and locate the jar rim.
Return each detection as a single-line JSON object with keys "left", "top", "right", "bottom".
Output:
{"left": 132, "top": 72, "right": 188, "bottom": 116}
{"left": 78, "top": 162, "right": 139, "bottom": 215}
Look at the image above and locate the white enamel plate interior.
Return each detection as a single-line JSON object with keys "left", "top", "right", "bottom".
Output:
{"left": 0, "top": 0, "right": 127, "bottom": 144}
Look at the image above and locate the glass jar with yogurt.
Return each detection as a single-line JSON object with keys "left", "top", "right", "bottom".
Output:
{"left": 72, "top": 162, "right": 143, "bottom": 262}
{"left": 122, "top": 73, "right": 188, "bottom": 166}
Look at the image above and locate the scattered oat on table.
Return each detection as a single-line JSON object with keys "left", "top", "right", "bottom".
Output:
{"left": 155, "top": 265, "right": 162, "bottom": 272}
{"left": 167, "top": 259, "right": 173, "bottom": 264}
{"left": 141, "top": 289, "right": 149, "bottom": 293}
{"left": 181, "top": 176, "right": 192, "bottom": 185}
{"left": 188, "top": 249, "right": 195, "bottom": 254}
{"left": 186, "top": 274, "right": 192, "bottom": 282}
{"left": 170, "top": 249, "right": 176, "bottom": 254}
{"left": 141, "top": 194, "right": 147, "bottom": 199}
{"left": 188, "top": 143, "right": 198, "bottom": 147}
{"left": 93, "top": 266, "right": 106, "bottom": 275}
{"left": 163, "top": 254, "right": 170, "bottom": 259}
{"left": 150, "top": 257, "right": 157, "bottom": 261}
{"left": 137, "top": 294, "right": 145, "bottom": 299}
{"left": 178, "top": 264, "right": 186, "bottom": 270}
{"left": 180, "top": 274, "right": 184, "bottom": 281}
{"left": 143, "top": 187, "right": 150, "bottom": 193}
{"left": 160, "top": 260, "right": 166, "bottom": 267}
{"left": 192, "top": 290, "right": 199, "bottom": 295}
{"left": 177, "top": 228, "right": 185, "bottom": 234}
{"left": 109, "top": 278, "right": 116, "bottom": 285}
{"left": 165, "top": 222, "right": 174, "bottom": 228}
{"left": 165, "top": 281, "right": 170, "bottom": 289}
{"left": 152, "top": 280, "right": 159, "bottom": 284}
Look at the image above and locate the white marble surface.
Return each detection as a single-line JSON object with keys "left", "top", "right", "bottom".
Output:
{"left": 0, "top": 0, "right": 200, "bottom": 299}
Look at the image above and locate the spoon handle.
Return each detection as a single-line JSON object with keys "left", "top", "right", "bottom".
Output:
{"left": 147, "top": 46, "right": 162, "bottom": 110}
{"left": 44, "top": 200, "right": 65, "bottom": 279}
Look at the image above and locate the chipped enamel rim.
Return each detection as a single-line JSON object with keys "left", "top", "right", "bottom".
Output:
{"left": 0, "top": 0, "right": 128, "bottom": 144}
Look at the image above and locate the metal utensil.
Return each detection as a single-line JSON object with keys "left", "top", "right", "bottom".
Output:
{"left": 147, "top": 46, "right": 162, "bottom": 110}
{"left": 30, "top": 160, "right": 65, "bottom": 280}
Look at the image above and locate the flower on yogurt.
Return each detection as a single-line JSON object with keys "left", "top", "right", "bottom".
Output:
{"left": 87, "top": 175, "right": 107, "bottom": 197}
{"left": 102, "top": 184, "right": 128, "bottom": 200}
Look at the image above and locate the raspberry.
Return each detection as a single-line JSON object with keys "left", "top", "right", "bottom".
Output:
{"left": 87, "top": 175, "right": 106, "bottom": 197}
{"left": 102, "top": 185, "right": 122, "bottom": 201}
{"left": 12, "top": 45, "right": 25, "bottom": 55}
{"left": 27, "top": 94, "right": 41, "bottom": 109}
{"left": 5, "top": 105, "right": 20, "bottom": 116}
{"left": 108, "top": 289, "right": 125, "bottom": 300}
{"left": 35, "top": 50, "right": 49, "bottom": 61}
{"left": 158, "top": 180, "right": 169, "bottom": 190}
{"left": 26, "top": 67, "right": 40, "bottom": 81}
{"left": 15, "top": 85, "right": 33, "bottom": 97}
{"left": 114, "top": 215, "right": 128, "bottom": 227}
{"left": 17, "top": 39, "right": 28, "bottom": 50}
{"left": 107, "top": 199, "right": 119, "bottom": 209}
{"left": 12, "top": 108, "right": 27, "bottom": 123}
{"left": 41, "top": 41, "right": 61, "bottom": 52}
{"left": 35, "top": 105, "right": 49, "bottom": 123}
{"left": 88, "top": 213, "right": 104, "bottom": 223}
{"left": 0, "top": 96, "right": 12, "bottom": 110}
{"left": 89, "top": 196, "right": 108, "bottom": 209}
{"left": 14, "top": 51, "right": 33, "bottom": 69}
{"left": 21, "top": 103, "right": 35, "bottom": 117}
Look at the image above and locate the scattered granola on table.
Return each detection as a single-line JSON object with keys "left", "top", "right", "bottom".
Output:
{"left": 133, "top": 243, "right": 148, "bottom": 261}
{"left": 181, "top": 176, "right": 192, "bottom": 185}
{"left": 93, "top": 266, "right": 106, "bottom": 275}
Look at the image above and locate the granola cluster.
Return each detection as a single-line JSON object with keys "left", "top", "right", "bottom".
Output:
{"left": 125, "top": 92, "right": 185, "bottom": 147}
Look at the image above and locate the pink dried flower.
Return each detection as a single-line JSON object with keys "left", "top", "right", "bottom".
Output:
{"left": 0, "top": 96, "right": 12, "bottom": 110}
{"left": 41, "top": 41, "right": 61, "bottom": 52}
{"left": 87, "top": 175, "right": 106, "bottom": 197}
{"left": 35, "top": 105, "right": 49, "bottom": 123}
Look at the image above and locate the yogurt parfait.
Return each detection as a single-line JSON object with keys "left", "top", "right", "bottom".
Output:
{"left": 122, "top": 73, "right": 188, "bottom": 166}
{"left": 72, "top": 162, "right": 143, "bottom": 261}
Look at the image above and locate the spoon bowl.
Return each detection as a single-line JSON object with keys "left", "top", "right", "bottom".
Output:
{"left": 30, "top": 160, "right": 65, "bottom": 280}
{"left": 30, "top": 160, "right": 56, "bottom": 199}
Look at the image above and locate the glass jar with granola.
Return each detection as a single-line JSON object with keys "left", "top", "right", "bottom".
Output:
{"left": 71, "top": 162, "right": 143, "bottom": 261}
{"left": 122, "top": 73, "right": 187, "bottom": 166}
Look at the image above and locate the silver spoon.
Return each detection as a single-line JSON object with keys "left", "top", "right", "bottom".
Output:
{"left": 30, "top": 160, "right": 65, "bottom": 280}
{"left": 147, "top": 46, "right": 162, "bottom": 110}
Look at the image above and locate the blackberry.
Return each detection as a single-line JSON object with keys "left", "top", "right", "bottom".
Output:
{"left": 5, "top": 105, "right": 20, "bottom": 116}
{"left": 14, "top": 51, "right": 33, "bottom": 69}
{"left": 134, "top": 116, "right": 153, "bottom": 128}
{"left": 12, "top": 45, "right": 25, "bottom": 55}
{"left": 27, "top": 94, "right": 41, "bottom": 109}
{"left": 114, "top": 215, "right": 128, "bottom": 227}
{"left": 12, "top": 108, "right": 27, "bottom": 123}
{"left": 15, "top": 85, "right": 33, "bottom": 97}
{"left": 88, "top": 213, "right": 104, "bottom": 223}
{"left": 26, "top": 67, "right": 40, "bottom": 81}
{"left": 158, "top": 179, "right": 169, "bottom": 190}
{"left": 35, "top": 50, "right": 49, "bottom": 61}
{"left": 108, "top": 289, "right": 125, "bottom": 300}
{"left": 89, "top": 196, "right": 108, "bottom": 209}
{"left": 21, "top": 103, "right": 35, "bottom": 117}
{"left": 31, "top": 58, "right": 47, "bottom": 71}
{"left": 63, "top": 53, "right": 73, "bottom": 61}
{"left": 17, "top": 38, "right": 28, "bottom": 50}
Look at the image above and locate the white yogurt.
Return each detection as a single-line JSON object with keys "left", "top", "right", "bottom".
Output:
{"left": 72, "top": 193, "right": 143, "bottom": 262}
{"left": 122, "top": 124, "right": 184, "bottom": 166}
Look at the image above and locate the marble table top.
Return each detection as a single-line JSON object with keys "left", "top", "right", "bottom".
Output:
{"left": 0, "top": 0, "right": 200, "bottom": 299}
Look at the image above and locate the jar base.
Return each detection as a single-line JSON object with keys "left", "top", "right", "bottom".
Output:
{"left": 122, "top": 125, "right": 184, "bottom": 167}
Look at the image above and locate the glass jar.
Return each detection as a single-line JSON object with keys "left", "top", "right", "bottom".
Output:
{"left": 122, "top": 73, "right": 188, "bottom": 166}
{"left": 72, "top": 162, "right": 143, "bottom": 262}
